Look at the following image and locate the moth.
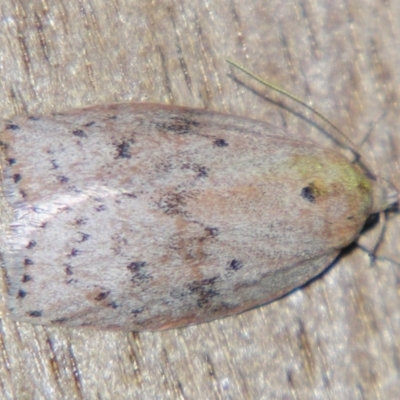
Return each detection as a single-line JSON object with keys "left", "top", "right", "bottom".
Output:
{"left": 0, "top": 69, "right": 397, "bottom": 331}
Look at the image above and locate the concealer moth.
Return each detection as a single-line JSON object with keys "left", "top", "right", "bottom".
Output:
{"left": 0, "top": 62, "right": 397, "bottom": 330}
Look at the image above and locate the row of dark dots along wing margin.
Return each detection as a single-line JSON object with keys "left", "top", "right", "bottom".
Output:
{"left": 17, "top": 255, "right": 35, "bottom": 297}
{"left": 0, "top": 136, "right": 14, "bottom": 194}
{"left": 17, "top": 239, "right": 37, "bottom": 297}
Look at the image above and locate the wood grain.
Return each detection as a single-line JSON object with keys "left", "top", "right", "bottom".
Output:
{"left": 0, "top": 1, "right": 399, "bottom": 399}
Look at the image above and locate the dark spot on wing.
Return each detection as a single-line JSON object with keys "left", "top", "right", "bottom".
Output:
{"left": 114, "top": 140, "right": 134, "bottom": 159}
{"left": 69, "top": 248, "right": 80, "bottom": 257}
{"left": 26, "top": 240, "right": 36, "bottom": 249}
{"left": 72, "top": 129, "right": 87, "bottom": 138}
{"left": 65, "top": 265, "right": 73, "bottom": 275}
{"left": 127, "top": 261, "right": 152, "bottom": 283}
{"left": 95, "top": 204, "right": 106, "bottom": 212}
{"left": 108, "top": 301, "right": 119, "bottom": 309}
{"left": 50, "top": 159, "right": 59, "bottom": 169}
{"left": 131, "top": 307, "right": 144, "bottom": 316}
{"left": 205, "top": 227, "right": 219, "bottom": 237}
{"left": 5, "top": 123, "right": 20, "bottom": 130}
{"left": 94, "top": 291, "right": 110, "bottom": 301}
{"left": 22, "top": 274, "right": 32, "bottom": 283}
{"left": 187, "top": 277, "right": 220, "bottom": 308}
{"left": 57, "top": 175, "right": 69, "bottom": 184}
{"left": 24, "top": 258, "right": 33, "bottom": 266}
{"left": 227, "top": 259, "right": 243, "bottom": 271}
{"left": 214, "top": 139, "right": 228, "bottom": 147}
{"left": 17, "top": 289, "right": 27, "bottom": 298}
{"left": 197, "top": 166, "right": 208, "bottom": 177}
{"left": 122, "top": 191, "right": 137, "bottom": 198}
{"left": 75, "top": 218, "right": 88, "bottom": 226}
{"left": 301, "top": 183, "right": 318, "bottom": 203}
{"left": 13, "top": 174, "right": 21, "bottom": 183}
{"left": 78, "top": 232, "right": 90, "bottom": 242}
{"left": 28, "top": 310, "right": 42, "bottom": 317}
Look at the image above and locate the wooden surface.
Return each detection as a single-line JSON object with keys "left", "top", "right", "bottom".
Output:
{"left": 0, "top": 1, "right": 399, "bottom": 399}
